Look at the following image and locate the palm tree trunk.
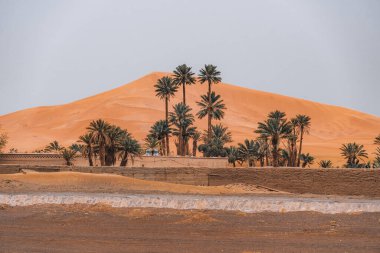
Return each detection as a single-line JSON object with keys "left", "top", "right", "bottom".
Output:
{"left": 297, "top": 127, "right": 304, "bottom": 167}
{"left": 120, "top": 152, "right": 128, "bottom": 166}
{"left": 207, "top": 81, "right": 212, "bottom": 140}
{"left": 273, "top": 144, "right": 279, "bottom": 167}
{"left": 182, "top": 82, "right": 186, "bottom": 105}
{"left": 179, "top": 131, "right": 183, "bottom": 156}
{"left": 88, "top": 148, "right": 94, "bottom": 166}
{"left": 99, "top": 144, "right": 106, "bottom": 166}
{"left": 162, "top": 138, "right": 166, "bottom": 156}
{"left": 165, "top": 98, "right": 170, "bottom": 156}
{"left": 192, "top": 140, "right": 197, "bottom": 157}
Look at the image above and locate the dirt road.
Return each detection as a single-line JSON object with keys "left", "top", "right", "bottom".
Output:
{"left": 0, "top": 205, "right": 379, "bottom": 253}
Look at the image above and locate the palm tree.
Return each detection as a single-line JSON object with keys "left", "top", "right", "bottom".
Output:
{"left": 296, "top": 114, "right": 311, "bottom": 167}
{"left": 61, "top": 148, "right": 76, "bottom": 166}
{"left": 318, "top": 160, "right": 333, "bottom": 168}
{"left": 87, "top": 119, "right": 111, "bottom": 166}
{"left": 173, "top": 64, "right": 196, "bottom": 105}
{"left": 287, "top": 118, "right": 299, "bottom": 167}
{"left": 196, "top": 92, "right": 226, "bottom": 141}
{"left": 119, "top": 136, "right": 142, "bottom": 166}
{"left": 374, "top": 134, "right": 380, "bottom": 145}
{"left": 255, "top": 114, "right": 292, "bottom": 167}
{"left": 256, "top": 137, "right": 269, "bottom": 167}
{"left": 300, "top": 153, "right": 314, "bottom": 168}
{"left": 144, "top": 135, "right": 159, "bottom": 156}
{"left": 340, "top": 142, "right": 368, "bottom": 168}
{"left": 268, "top": 110, "right": 286, "bottom": 121}
{"left": 104, "top": 125, "right": 127, "bottom": 166}
{"left": 198, "top": 65, "right": 222, "bottom": 139}
{"left": 226, "top": 146, "right": 239, "bottom": 167}
{"left": 169, "top": 102, "right": 194, "bottom": 156}
{"left": 238, "top": 139, "right": 259, "bottom": 167}
{"left": 69, "top": 144, "right": 83, "bottom": 153}
{"left": 44, "top": 140, "right": 64, "bottom": 153}
{"left": 154, "top": 76, "right": 178, "bottom": 155}
{"left": 191, "top": 130, "right": 201, "bottom": 157}
{"left": 279, "top": 149, "right": 290, "bottom": 167}
{"left": 198, "top": 124, "right": 232, "bottom": 157}
{"left": 373, "top": 147, "right": 380, "bottom": 168}
{"left": 78, "top": 132, "right": 94, "bottom": 166}
{"left": 149, "top": 120, "right": 170, "bottom": 156}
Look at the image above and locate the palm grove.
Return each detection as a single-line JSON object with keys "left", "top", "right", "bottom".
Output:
{"left": 34, "top": 64, "right": 380, "bottom": 168}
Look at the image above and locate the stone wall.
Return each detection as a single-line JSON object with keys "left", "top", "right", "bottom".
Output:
{"left": 0, "top": 164, "right": 379, "bottom": 197}
{"left": 0, "top": 153, "right": 228, "bottom": 168}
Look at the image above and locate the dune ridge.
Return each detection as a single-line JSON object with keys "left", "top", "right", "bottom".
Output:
{"left": 1, "top": 72, "right": 379, "bottom": 165}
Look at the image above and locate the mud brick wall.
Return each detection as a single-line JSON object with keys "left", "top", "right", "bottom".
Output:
{"left": 207, "top": 167, "right": 380, "bottom": 197}
{"left": 0, "top": 165, "right": 379, "bottom": 197}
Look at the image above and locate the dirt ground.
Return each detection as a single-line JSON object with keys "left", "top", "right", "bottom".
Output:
{"left": 0, "top": 171, "right": 284, "bottom": 195}
{"left": 0, "top": 204, "right": 379, "bottom": 253}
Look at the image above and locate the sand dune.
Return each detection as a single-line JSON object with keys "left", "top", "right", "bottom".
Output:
{"left": 1, "top": 72, "right": 379, "bottom": 165}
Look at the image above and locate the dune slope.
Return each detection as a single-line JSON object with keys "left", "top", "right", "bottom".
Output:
{"left": 1, "top": 72, "right": 379, "bottom": 164}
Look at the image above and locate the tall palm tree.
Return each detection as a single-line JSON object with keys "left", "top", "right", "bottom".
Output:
{"left": 44, "top": 140, "right": 64, "bottom": 153}
{"left": 196, "top": 92, "right": 226, "bottom": 140}
{"left": 238, "top": 139, "right": 259, "bottom": 167}
{"left": 296, "top": 114, "right": 311, "bottom": 167}
{"left": 255, "top": 114, "right": 292, "bottom": 167}
{"left": 169, "top": 102, "right": 194, "bottom": 156}
{"left": 198, "top": 65, "right": 222, "bottom": 139}
{"left": 87, "top": 119, "right": 111, "bottom": 166}
{"left": 119, "top": 136, "right": 141, "bottom": 166}
{"left": 300, "top": 153, "right": 314, "bottom": 168}
{"left": 173, "top": 64, "right": 196, "bottom": 105}
{"left": 340, "top": 142, "right": 368, "bottom": 168}
{"left": 318, "top": 160, "right": 333, "bottom": 168}
{"left": 154, "top": 76, "right": 178, "bottom": 155}
{"left": 78, "top": 132, "right": 94, "bottom": 166}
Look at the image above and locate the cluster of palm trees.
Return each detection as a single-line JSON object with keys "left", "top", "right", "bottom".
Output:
{"left": 226, "top": 111, "right": 313, "bottom": 168}
{"left": 149, "top": 64, "right": 227, "bottom": 157}
{"left": 338, "top": 134, "right": 380, "bottom": 168}
{"left": 44, "top": 120, "right": 142, "bottom": 166}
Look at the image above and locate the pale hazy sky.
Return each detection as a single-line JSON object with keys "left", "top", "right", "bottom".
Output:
{"left": 0, "top": 0, "right": 379, "bottom": 116}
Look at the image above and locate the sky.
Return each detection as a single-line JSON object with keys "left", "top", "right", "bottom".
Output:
{"left": 0, "top": 0, "right": 379, "bottom": 116}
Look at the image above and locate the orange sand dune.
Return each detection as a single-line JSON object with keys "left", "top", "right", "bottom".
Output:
{"left": 1, "top": 72, "right": 379, "bottom": 165}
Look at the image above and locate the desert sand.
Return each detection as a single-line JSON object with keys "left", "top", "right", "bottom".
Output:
{"left": 0, "top": 171, "right": 282, "bottom": 195}
{"left": 1, "top": 72, "right": 379, "bottom": 164}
